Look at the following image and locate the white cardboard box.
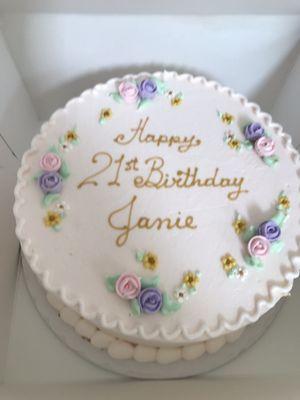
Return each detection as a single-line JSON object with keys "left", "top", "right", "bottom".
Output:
{"left": 0, "top": 6, "right": 300, "bottom": 399}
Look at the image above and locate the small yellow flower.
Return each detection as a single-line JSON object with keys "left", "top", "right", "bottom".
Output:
{"left": 171, "top": 96, "right": 182, "bottom": 107}
{"left": 228, "top": 138, "right": 241, "bottom": 150}
{"left": 182, "top": 271, "right": 200, "bottom": 289}
{"left": 44, "top": 211, "right": 62, "bottom": 228}
{"left": 278, "top": 195, "right": 290, "bottom": 209}
{"left": 100, "top": 108, "right": 112, "bottom": 120}
{"left": 233, "top": 218, "right": 247, "bottom": 234}
{"left": 65, "top": 130, "right": 78, "bottom": 142}
{"left": 142, "top": 252, "right": 158, "bottom": 271}
{"left": 221, "top": 112, "right": 234, "bottom": 125}
{"left": 221, "top": 254, "right": 237, "bottom": 272}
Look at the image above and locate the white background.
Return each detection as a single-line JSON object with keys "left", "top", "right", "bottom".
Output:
{"left": 0, "top": 4, "right": 300, "bottom": 399}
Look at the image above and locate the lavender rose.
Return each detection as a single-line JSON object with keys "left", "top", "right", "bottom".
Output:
{"left": 258, "top": 220, "right": 281, "bottom": 242}
{"left": 244, "top": 122, "right": 265, "bottom": 142}
{"left": 138, "top": 79, "right": 157, "bottom": 100}
{"left": 138, "top": 287, "right": 163, "bottom": 314}
{"left": 38, "top": 171, "right": 63, "bottom": 194}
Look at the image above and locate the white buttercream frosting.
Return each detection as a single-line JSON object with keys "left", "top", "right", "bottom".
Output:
{"left": 15, "top": 72, "right": 300, "bottom": 349}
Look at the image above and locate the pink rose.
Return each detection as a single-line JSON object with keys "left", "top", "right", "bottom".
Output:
{"left": 118, "top": 81, "right": 139, "bottom": 104}
{"left": 248, "top": 235, "right": 270, "bottom": 258}
{"left": 40, "top": 152, "right": 62, "bottom": 172}
{"left": 115, "top": 272, "right": 141, "bottom": 299}
{"left": 254, "top": 136, "right": 275, "bottom": 157}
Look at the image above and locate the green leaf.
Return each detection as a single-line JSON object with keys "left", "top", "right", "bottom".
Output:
{"left": 244, "top": 255, "right": 263, "bottom": 269}
{"left": 58, "top": 136, "right": 65, "bottom": 145}
{"left": 105, "top": 274, "right": 120, "bottom": 292}
{"left": 110, "top": 92, "right": 122, "bottom": 103}
{"left": 42, "top": 193, "right": 60, "bottom": 207}
{"left": 130, "top": 299, "right": 141, "bottom": 316}
{"left": 187, "top": 287, "right": 197, "bottom": 295}
{"left": 263, "top": 155, "right": 279, "bottom": 167}
{"left": 160, "top": 292, "right": 181, "bottom": 315}
{"left": 52, "top": 224, "right": 61, "bottom": 232}
{"left": 33, "top": 172, "right": 42, "bottom": 181}
{"left": 243, "top": 123, "right": 251, "bottom": 132}
{"left": 272, "top": 211, "right": 288, "bottom": 228}
{"left": 59, "top": 161, "right": 70, "bottom": 179}
{"left": 154, "top": 78, "right": 166, "bottom": 94}
{"left": 137, "top": 98, "right": 151, "bottom": 110}
{"left": 242, "top": 140, "right": 253, "bottom": 150}
{"left": 98, "top": 117, "right": 106, "bottom": 125}
{"left": 227, "top": 267, "right": 238, "bottom": 278}
{"left": 174, "top": 92, "right": 183, "bottom": 100}
{"left": 140, "top": 275, "right": 160, "bottom": 288}
{"left": 242, "top": 225, "right": 257, "bottom": 243}
{"left": 135, "top": 251, "right": 145, "bottom": 263}
{"left": 48, "top": 145, "right": 60, "bottom": 156}
{"left": 270, "top": 240, "right": 284, "bottom": 253}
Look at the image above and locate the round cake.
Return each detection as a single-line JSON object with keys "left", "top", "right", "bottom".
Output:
{"left": 14, "top": 71, "right": 300, "bottom": 368}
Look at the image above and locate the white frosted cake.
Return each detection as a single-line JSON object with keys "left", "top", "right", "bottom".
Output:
{"left": 14, "top": 72, "right": 300, "bottom": 367}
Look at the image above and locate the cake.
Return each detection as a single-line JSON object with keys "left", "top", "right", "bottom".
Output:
{"left": 14, "top": 71, "right": 300, "bottom": 368}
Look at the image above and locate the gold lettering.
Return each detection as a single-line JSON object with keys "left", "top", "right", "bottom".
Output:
{"left": 134, "top": 156, "right": 165, "bottom": 188}
{"left": 108, "top": 154, "right": 125, "bottom": 187}
{"left": 178, "top": 136, "right": 202, "bottom": 153}
{"left": 204, "top": 168, "right": 219, "bottom": 187}
{"left": 77, "top": 152, "right": 112, "bottom": 189}
{"left": 113, "top": 117, "right": 149, "bottom": 145}
{"left": 227, "top": 177, "right": 248, "bottom": 201}
{"left": 107, "top": 195, "right": 137, "bottom": 247}
{"left": 113, "top": 116, "right": 201, "bottom": 153}
{"left": 133, "top": 164, "right": 248, "bottom": 200}
{"left": 108, "top": 195, "right": 197, "bottom": 246}
{"left": 220, "top": 178, "right": 231, "bottom": 187}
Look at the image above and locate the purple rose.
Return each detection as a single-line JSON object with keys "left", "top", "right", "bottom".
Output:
{"left": 138, "top": 287, "right": 163, "bottom": 314}
{"left": 244, "top": 122, "right": 265, "bottom": 142}
{"left": 38, "top": 171, "right": 63, "bottom": 194}
{"left": 258, "top": 220, "right": 281, "bottom": 242}
{"left": 138, "top": 79, "right": 157, "bottom": 100}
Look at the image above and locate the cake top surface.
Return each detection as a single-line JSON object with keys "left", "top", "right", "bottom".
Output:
{"left": 14, "top": 71, "right": 300, "bottom": 345}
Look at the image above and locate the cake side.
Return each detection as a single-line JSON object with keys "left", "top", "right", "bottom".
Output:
{"left": 46, "top": 291, "right": 244, "bottom": 364}
{"left": 14, "top": 71, "right": 300, "bottom": 346}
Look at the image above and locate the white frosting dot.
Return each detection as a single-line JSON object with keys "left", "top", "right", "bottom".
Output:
{"left": 226, "top": 328, "right": 244, "bottom": 343}
{"left": 205, "top": 336, "right": 226, "bottom": 354}
{"left": 182, "top": 342, "right": 206, "bottom": 361}
{"left": 59, "top": 307, "right": 80, "bottom": 327}
{"left": 91, "top": 331, "right": 116, "bottom": 349}
{"left": 156, "top": 347, "right": 182, "bottom": 364}
{"left": 47, "top": 292, "right": 65, "bottom": 311}
{"left": 108, "top": 341, "right": 134, "bottom": 360}
{"left": 133, "top": 345, "right": 157, "bottom": 363}
{"left": 75, "top": 319, "right": 97, "bottom": 339}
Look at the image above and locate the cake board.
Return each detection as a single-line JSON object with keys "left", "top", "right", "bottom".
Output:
{"left": 22, "top": 254, "right": 284, "bottom": 380}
